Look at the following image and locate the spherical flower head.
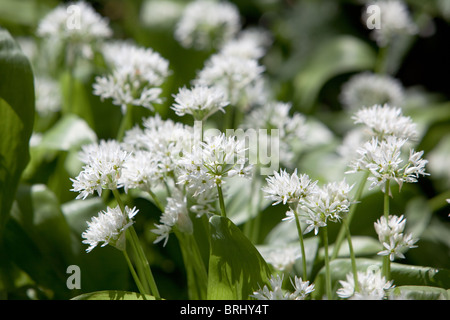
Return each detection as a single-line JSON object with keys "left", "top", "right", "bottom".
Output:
{"left": 301, "top": 179, "right": 354, "bottom": 233}
{"left": 82, "top": 205, "right": 138, "bottom": 252}
{"left": 375, "top": 215, "right": 418, "bottom": 261}
{"left": 37, "top": 1, "right": 112, "bottom": 41}
{"left": 337, "top": 268, "right": 394, "bottom": 300}
{"left": 71, "top": 140, "right": 130, "bottom": 199}
{"left": 352, "top": 104, "right": 417, "bottom": 141}
{"left": 172, "top": 85, "right": 229, "bottom": 121}
{"left": 93, "top": 42, "right": 170, "bottom": 113}
{"left": 340, "top": 72, "right": 404, "bottom": 111}
{"left": 364, "top": 0, "right": 417, "bottom": 47}
{"left": 346, "top": 136, "right": 428, "bottom": 193}
{"left": 194, "top": 53, "right": 265, "bottom": 105}
{"left": 262, "top": 169, "right": 318, "bottom": 206}
{"left": 174, "top": 0, "right": 240, "bottom": 50}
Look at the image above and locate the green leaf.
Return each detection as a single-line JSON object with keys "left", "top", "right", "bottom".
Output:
{"left": 71, "top": 290, "right": 157, "bottom": 300}
{"left": 393, "top": 285, "right": 449, "bottom": 300}
{"left": 312, "top": 258, "right": 450, "bottom": 300}
{"left": 0, "top": 28, "right": 35, "bottom": 233}
{"left": 294, "top": 35, "right": 376, "bottom": 111}
{"left": 207, "top": 215, "right": 271, "bottom": 300}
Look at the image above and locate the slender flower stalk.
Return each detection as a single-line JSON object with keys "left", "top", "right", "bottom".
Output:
{"left": 382, "top": 180, "right": 391, "bottom": 279}
{"left": 291, "top": 206, "right": 308, "bottom": 281}
{"left": 322, "top": 226, "right": 332, "bottom": 300}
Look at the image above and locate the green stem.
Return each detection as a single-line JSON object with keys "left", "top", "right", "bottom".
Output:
{"left": 123, "top": 250, "right": 147, "bottom": 298}
{"left": 382, "top": 180, "right": 391, "bottom": 280}
{"left": 126, "top": 230, "right": 150, "bottom": 294}
{"left": 112, "top": 189, "right": 160, "bottom": 299}
{"left": 129, "top": 226, "right": 160, "bottom": 299}
{"left": 332, "top": 171, "right": 369, "bottom": 260}
{"left": 293, "top": 208, "right": 308, "bottom": 281}
{"left": 217, "top": 184, "right": 227, "bottom": 218}
{"left": 323, "top": 226, "right": 332, "bottom": 300}
{"left": 147, "top": 188, "right": 164, "bottom": 212}
{"left": 374, "top": 45, "right": 389, "bottom": 74}
{"left": 117, "top": 104, "right": 134, "bottom": 141}
{"left": 343, "top": 219, "right": 359, "bottom": 293}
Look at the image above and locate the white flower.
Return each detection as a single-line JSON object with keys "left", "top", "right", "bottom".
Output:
{"left": 251, "top": 274, "right": 289, "bottom": 300}
{"left": 374, "top": 215, "right": 418, "bottom": 261}
{"left": 194, "top": 53, "right": 265, "bottom": 105}
{"left": 346, "top": 136, "right": 428, "bottom": 193}
{"left": 152, "top": 191, "right": 193, "bottom": 246}
{"left": 252, "top": 274, "right": 314, "bottom": 300}
{"left": 262, "top": 169, "right": 318, "bottom": 206}
{"left": 301, "top": 179, "right": 354, "bottom": 232}
{"left": 364, "top": 0, "right": 418, "bottom": 47}
{"left": 352, "top": 104, "right": 418, "bottom": 141}
{"left": 337, "top": 268, "right": 394, "bottom": 300}
{"left": 290, "top": 276, "right": 315, "bottom": 300}
{"left": 93, "top": 42, "right": 170, "bottom": 113}
{"left": 219, "top": 27, "right": 272, "bottom": 60}
{"left": 37, "top": 1, "right": 112, "bottom": 42}
{"left": 140, "top": 0, "right": 185, "bottom": 29}
{"left": 82, "top": 205, "right": 138, "bottom": 252}
{"left": 174, "top": 0, "right": 240, "bottom": 50}
{"left": 177, "top": 133, "right": 251, "bottom": 194}
{"left": 172, "top": 85, "right": 229, "bottom": 121}
{"left": 71, "top": 140, "right": 130, "bottom": 199}
{"left": 120, "top": 150, "right": 160, "bottom": 193}
{"left": 340, "top": 72, "right": 405, "bottom": 111}
{"left": 35, "top": 76, "right": 62, "bottom": 116}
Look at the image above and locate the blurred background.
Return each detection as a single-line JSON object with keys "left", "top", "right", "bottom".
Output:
{"left": 0, "top": 0, "right": 449, "bottom": 300}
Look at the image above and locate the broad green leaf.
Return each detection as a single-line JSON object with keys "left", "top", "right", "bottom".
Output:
{"left": 71, "top": 290, "right": 156, "bottom": 300}
{"left": 312, "top": 258, "right": 450, "bottom": 300}
{"left": 0, "top": 28, "right": 34, "bottom": 233}
{"left": 393, "top": 285, "right": 448, "bottom": 300}
{"left": 294, "top": 35, "right": 376, "bottom": 111}
{"left": 320, "top": 236, "right": 383, "bottom": 260}
{"left": 207, "top": 215, "right": 271, "bottom": 300}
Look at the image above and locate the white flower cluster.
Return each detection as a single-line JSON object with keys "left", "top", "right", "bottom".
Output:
{"left": 374, "top": 215, "right": 418, "bottom": 261}
{"left": 152, "top": 190, "right": 193, "bottom": 246}
{"left": 252, "top": 274, "right": 315, "bottom": 300}
{"left": 300, "top": 180, "right": 354, "bottom": 235}
{"left": 71, "top": 140, "right": 130, "bottom": 200}
{"left": 93, "top": 41, "right": 171, "bottom": 113}
{"left": 172, "top": 85, "right": 229, "bottom": 121}
{"left": 352, "top": 104, "right": 417, "bottom": 141}
{"left": 37, "top": 1, "right": 112, "bottom": 42}
{"left": 178, "top": 133, "right": 252, "bottom": 193}
{"left": 174, "top": 0, "right": 241, "bottom": 50}
{"left": 337, "top": 268, "right": 394, "bottom": 300}
{"left": 347, "top": 136, "right": 428, "bottom": 193}
{"left": 364, "top": 0, "right": 418, "bottom": 47}
{"left": 262, "top": 169, "right": 318, "bottom": 206}
{"left": 82, "top": 205, "right": 138, "bottom": 252}
{"left": 340, "top": 72, "right": 405, "bottom": 111}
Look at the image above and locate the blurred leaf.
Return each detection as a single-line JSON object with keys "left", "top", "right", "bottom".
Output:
{"left": 294, "top": 35, "right": 376, "bottom": 111}
{"left": 0, "top": 28, "right": 35, "bottom": 233}
{"left": 71, "top": 290, "right": 156, "bottom": 300}
{"left": 3, "top": 184, "right": 75, "bottom": 299}
{"left": 393, "top": 285, "right": 448, "bottom": 300}
{"left": 207, "top": 215, "right": 271, "bottom": 299}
